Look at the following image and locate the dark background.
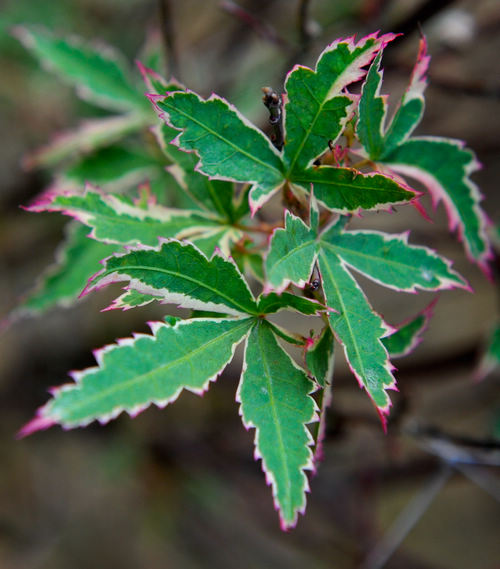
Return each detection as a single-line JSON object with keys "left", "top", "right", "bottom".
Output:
{"left": 1, "top": 1, "right": 499, "bottom": 567}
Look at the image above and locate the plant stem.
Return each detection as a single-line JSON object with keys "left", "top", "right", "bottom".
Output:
{"left": 261, "top": 87, "right": 284, "bottom": 150}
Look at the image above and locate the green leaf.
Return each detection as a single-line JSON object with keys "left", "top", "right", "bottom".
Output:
{"left": 256, "top": 292, "right": 322, "bottom": 316}
{"left": 265, "top": 211, "right": 318, "bottom": 292}
{"left": 320, "top": 227, "right": 468, "bottom": 292}
{"left": 265, "top": 210, "right": 467, "bottom": 423}
{"left": 16, "top": 223, "right": 117, "bottom": 315}
{"left": 382, "top": 38, "right": 428, "bottom": 154}
{"left": 356, "top": 52, "right": 386, "bottom": 160}
{"left": 291, "top": 166, "right": 415, "bottom": 213}
{"left": 152, "top": 91, "right": 285, "bottom": 213}
{"left": 84, "top": 240, "right": 258, "bottom": 316}
{"left": 317, "top": 248, "right": 395, "bottom": 422}
{"left": 28, "top": 188, "right": 221, "bottom": 247}
{"left": 357, "top": 37, "right": 428, "bottom": 161}
{"left": 357, "top": 37, "right": 491, "bottom": 271}
{"left": 21, "top": 317, "right": 253, "bottom": 433}
{"left": 284, "top": 32, "right": 395, "bottom": 173}
{"left": 238, "top": 320, "right": 317, "bottom": 529}
{"left": 305, "top": 325, "right": 335, "bottom": 387}
{"left": 62, "top": 145, "right": 161, "bottom": 188}
{"left": 15, "top": 26, "right": 148, "bottom": 112}
{"left": 156, "top": 123, "right": 237, "bottom": 220}
{"left": 24, "top": 114, "right": 150, "bottom": 170}
{"left": 382, "top": 299, "right": 437, "bottom": 358}
{"left": 382, "top": 138, "right": 491, "bottom": 271}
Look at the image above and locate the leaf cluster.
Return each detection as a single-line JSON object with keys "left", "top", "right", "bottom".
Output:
{"left": 12, "top": 27, "right": 494, "bottom": 528}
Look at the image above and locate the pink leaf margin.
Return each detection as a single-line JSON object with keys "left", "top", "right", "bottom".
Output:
{"left": 386, "top": 148, "right": 494, "bottom": 277}
{"left": 236, "top": 332, "right": 319, "bottom": 530}
{"left": 18, "top": 317, "right": 249, "bottom": 438}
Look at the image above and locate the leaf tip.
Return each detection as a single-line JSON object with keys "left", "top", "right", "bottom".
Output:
{"left": 376, "top": 407, "right": 389, "bottom": 434}
{"left": 17, "top": 413, "right": 55, "bottom": 439}
{"left": 10, "top": 24, "right": 33, "bottom": 48}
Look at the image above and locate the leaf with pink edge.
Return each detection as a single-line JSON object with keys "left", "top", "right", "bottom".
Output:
{"left": 27, "top": 187, "right": 222, "bottom": 247}
{"left": 290, "top": 166, "right": 416, "bottom": 214}
{"left": 264, "top": 209, "right": 467, "bottom": 425}
{"left": 156, "top": 123, "right": 237, "bottom": 220}
{"left": 284, "top": 32, "right": 396, "bottom": 174}
{"left": 152, "top": 91, "right": 285, "bottom": 213}
{"left": 357, "top": 38, "right": 428, "bottom": 160}
{"left": 320, "top": 226, "right": 468, "bottom": 292}
{"left": 382, "top": 139, "right": 491, "bottom": 271}
{"left": 14, "top": 26, "right": 148, "bottom": 112}
{"left": 305, "top": 325, "right": 335, "bottom": 388}
{"left": 84, "top": 239, "right": 258, "bottom": 316}
{"left": 238, "top": 320, "right": 317, "bottom": 529}
{"left": 382, "top": 299, "right": 437, "bottom": 358}
{"left": 317, "top": 247, "right": 396, "bottom": 422}
{"left": 20, "top": 317, "right": 253, "bottom": 434}
{"left": 265, "top": 211, "right": 318, "bottom": 292}
{"left": 357, "top": 37, "right": 491, "bottom": 271}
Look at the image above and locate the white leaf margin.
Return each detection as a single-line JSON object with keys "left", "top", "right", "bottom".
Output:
{"left": 19, "top": 317, "right": 253, "bottom": 436}
{"left": 81, "top": 238, "right": 257, "bottom": 317}
{"left": 237, "top": 326, "right": 319, "bottom": 530}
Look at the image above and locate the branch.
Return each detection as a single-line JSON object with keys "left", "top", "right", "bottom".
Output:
{"left": 261, "top": 86, "right": 284, "bottom": 150}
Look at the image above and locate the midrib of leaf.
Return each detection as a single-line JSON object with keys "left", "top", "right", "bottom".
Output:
{"left": 292, "top": 172, "right": 396, "bottom": 194}
{"left": 256, "top": 324, "right": 292, "bottom": 511}
{"left": 56, "top": 319, "right": 252, "bottom": 416}
{"left": 162, "top": 100, "right": 282, "bottom": 178}
{"left": 285, "top": 80, "right": 324, "bottom": 175}
{"left": 319, "top": 251, "right": 367, "bottom": 378}
{"left": 325, "top": 241, "right": 428, "bottom": 280}
{"left": 98, "top": 263, "right": 257, "bottom": 315}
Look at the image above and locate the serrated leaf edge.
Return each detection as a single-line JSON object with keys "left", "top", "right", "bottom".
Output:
{"left": 27, "top": 185, "right": 220, "bottom": 245}
{"left": 320, "top": 254, "right": 397, "bottom": 428}
{"left": 385, "top": 137, "right": 493, "bottom": 273}
{"left": 82, "top": 238, "right": 257, "bottom": 316}
{"left": 385, "top": 297, "right": 438, "bottom": 358}
{"left": 264, "top": 211, "right": 318, "bottom": 294}
{"left": 236, "top": 325, "right": 319, "bottom": 529}
{"left": 328, "top": 229, "right": 470, "bottom": 292}
{"left": 19, "top": 317, "right": 252, "bottom": 436}
{"left": 150, "top": 91, "right": 284, "bottom": 174}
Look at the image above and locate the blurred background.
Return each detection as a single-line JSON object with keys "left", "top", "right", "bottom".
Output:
{"left": 1, "top": 1, "right": 499, "bottom": 567}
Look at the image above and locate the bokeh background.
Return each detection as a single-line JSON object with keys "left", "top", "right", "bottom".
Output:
{"left": 1, "top": 1, "right": 499, "bottom": 567}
